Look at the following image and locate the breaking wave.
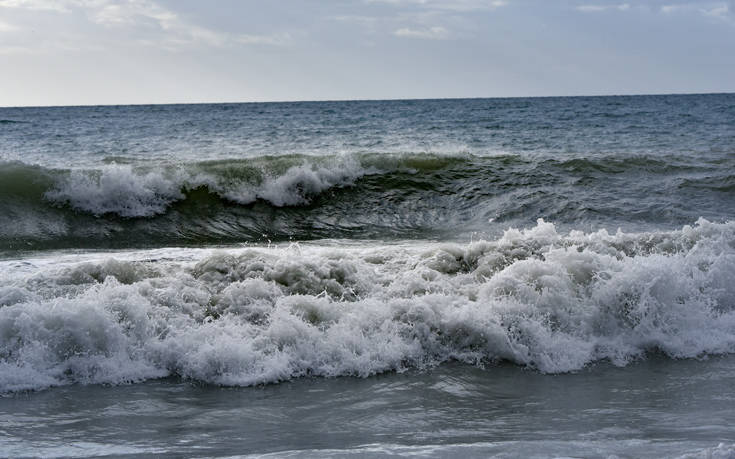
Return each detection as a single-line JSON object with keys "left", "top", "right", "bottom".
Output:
{"left": 1, "top": 219, "right": 734, "bottom": 392}
{"left": 43, "top": 155, "right": 376, "bottom": 217}
{"left": 1, "top": 152, "right": 733, "bottom": 251}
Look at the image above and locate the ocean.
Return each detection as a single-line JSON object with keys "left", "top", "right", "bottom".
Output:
{"left": 1, "top": 94, "right": 734, "bottom": 457}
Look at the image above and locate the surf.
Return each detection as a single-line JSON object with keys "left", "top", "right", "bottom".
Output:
{"left": 1, "top": 218, "right": 733, "bottom": 393}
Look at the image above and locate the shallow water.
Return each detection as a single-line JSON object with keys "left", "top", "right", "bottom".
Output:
{"left": 3, "top": 357, "right": 735, "bottom": 458}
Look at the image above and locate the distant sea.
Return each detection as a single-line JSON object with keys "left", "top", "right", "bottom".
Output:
{"left": 1, "top": 94, "right": 735, "bottom": 457}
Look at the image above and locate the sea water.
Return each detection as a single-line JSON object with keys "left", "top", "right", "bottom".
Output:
{"left": 1, "top": 94, "right": 734, "bottom": 457}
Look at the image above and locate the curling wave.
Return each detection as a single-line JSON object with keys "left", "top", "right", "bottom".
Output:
{"left": 1, "top": 219, "right": 734, "bottom": 392}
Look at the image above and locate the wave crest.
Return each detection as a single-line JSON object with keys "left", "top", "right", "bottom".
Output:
{"left": 45, "top": 166, "right": 185, "bottom": 217}
{"left": 40, "top": 156, "right": 372, "bottom": 217}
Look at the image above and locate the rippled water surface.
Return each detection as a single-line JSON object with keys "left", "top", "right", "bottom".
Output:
{"left": 3, "top": 358, "right": 735, "bottom": 458}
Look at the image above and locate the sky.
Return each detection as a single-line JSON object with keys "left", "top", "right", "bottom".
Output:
{"left": 0, "top": 0, "right": 734, "bottom": 106}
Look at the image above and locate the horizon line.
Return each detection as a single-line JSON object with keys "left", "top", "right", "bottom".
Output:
{"left": 1, "top": 90, "right": 733, "bottom": 109}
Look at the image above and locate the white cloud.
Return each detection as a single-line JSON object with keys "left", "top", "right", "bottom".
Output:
{"left": 0, "top": 0, "right": 69, "bottom": 12}
{"left": 577, "top": 5, "right": 606, "bottom": 11}
{"left": 0, "top": 19, "right": 19, "bottom": 32}
{"left": 394, "top": 25, "right": 449, "bottom": 39}
{"left": 0, "top": 45, "right": 32, "bottom": 54}
{"left": 331, "top": 15, "right": 380, "bottom": 25}
{"left": 660, "top": 4, "right": 680, "bottom": 13}
{"left": 90, "top": 1, "right": 175, "bottom": 26}
{"left": 341, "top": 0, "right": 498, "bottom": 40}
{"left": 367, "top": 0, "right": 508, "bottom": 12}
{"left": 0, "top": 0, "right": 291, "bottom": 51}
{"left": 576, "top": 3, "right": 630, "bottom": 12}
{"left": 700, "top": 3, "right": 730, "bottom": 18}
{"left": 660, "top": 2, "right": 733, "bottom": 23}
{"left": 236, "top": 33, "right": 292, "bottom": 46}
{"left": 84, "top": 0, "right": 229, "bottom": 47}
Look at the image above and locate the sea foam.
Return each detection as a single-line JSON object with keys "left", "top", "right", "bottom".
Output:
{"left": 1, "top": 219, "right": 734, "bottom": 392}
{"left": 43, "top": 156, "right": 373, "bottom": 217}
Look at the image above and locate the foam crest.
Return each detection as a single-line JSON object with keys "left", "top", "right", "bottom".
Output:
{"left": 219, "top": 156, "right": 372, "bottom": 206}
{"left": 1, "top": 219, "right": 734, "bottom": 392}
{"left": 45, "top": 166, "right": 184, "bottom": 217}
{"left": 41, "top": 156, "right": 373, "bottom": 217}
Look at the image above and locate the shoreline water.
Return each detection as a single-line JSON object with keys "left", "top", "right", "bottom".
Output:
{"left": 3, "top": 357, "right": 735, "bottom": 457}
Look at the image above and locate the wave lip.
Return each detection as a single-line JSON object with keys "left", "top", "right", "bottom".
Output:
{"left": 44, "top": 165, "right": 185, "bottom": 217}
{"left": 1, "top": 219, "right": 734, "bottom": 392}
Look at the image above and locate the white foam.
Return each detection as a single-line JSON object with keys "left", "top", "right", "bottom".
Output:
{"left": 1, "top": 219, "right": 734, "bottom": 392}
{"left": 44, "top": 165, "right": 184, "bottom": 217}
{"left": 218, "top": 156, "right": 373, "bottom": 206}
{"left": 43, "top": 156, "right": 374, "bottom": 216}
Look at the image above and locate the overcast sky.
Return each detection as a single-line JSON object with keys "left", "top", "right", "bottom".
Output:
{"left": 1, "top": 0, "right": 734, "bottom": 106}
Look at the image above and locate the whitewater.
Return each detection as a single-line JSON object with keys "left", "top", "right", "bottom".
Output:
{"left": 2, "top": 218, "right": 735, "bottom": 393}
{"left": 1, "top": 94, "right": 735, "bottom": 457}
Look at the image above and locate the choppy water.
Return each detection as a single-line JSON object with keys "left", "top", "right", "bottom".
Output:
{"left": 1, "top": 94, "right": 735, "bottom": 457}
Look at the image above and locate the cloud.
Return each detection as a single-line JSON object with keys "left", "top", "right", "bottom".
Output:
{"left": 0, "top": 19, "right": 19, "bottom": 32}
{"left": 660, "top": 4, "right": 681, "bottom": 13}
{"left": 85, "top": 0, "right": 230, "bottom": 47}
{"left": 393, "top": 25, "right": 449, "bottom": 39}
{"left": 339, "top": 0, "right": 502, "bottom": 40}
{"left": 331, "top": 14, "right": 380, "bottom": 25}
{"left": 366, "top": 0, "right": 508, "bottom": 12}
{"left": 0, "top": 45, "right": 32, "bottom": 55}
{"left": 0, "top": 0, "right": 69, "bottom": 12}
{"left": 235, "top": 33, "right": 292, "bottom": 46}
{"left": 660, "top": 2, "right": 733, "bottom": 24}
{"left": 576, "top": 3, "right": 630, "bottom": 12}
{"left": 90, "top": 1, "right": 176, "bottom": 27}
{"left": 0, "top": 0, "right": 291, "bottom": 52}
{"left": 701, "top": 3, "right": 730, "bottom": 18}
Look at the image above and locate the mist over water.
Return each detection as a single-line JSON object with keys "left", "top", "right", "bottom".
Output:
{"left": 1, "top": 94, "right": 735, "bottom": 457}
